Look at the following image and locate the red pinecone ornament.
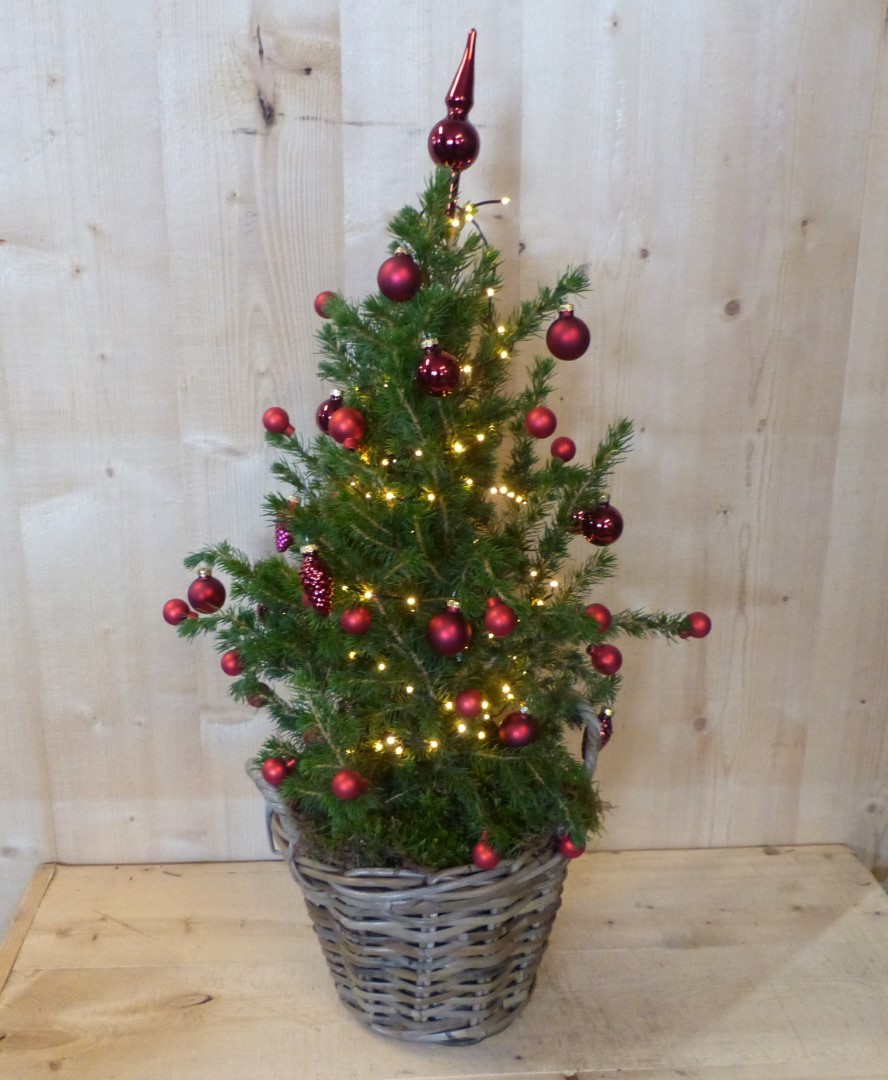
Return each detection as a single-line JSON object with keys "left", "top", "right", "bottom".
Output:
{"left": 275, "top": 524, "right": 294, "bottom": 553}
{"left": 299, "top": 546, "right": 333, "bottom": 616}
{"left": 187, "top": 570, "right": 226, "bottom": 614}
{"left": 546, "top": 304, "right": 591, "bottom": 361}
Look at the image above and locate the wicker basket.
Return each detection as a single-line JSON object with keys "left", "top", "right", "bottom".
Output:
{"left": 247, "top": 706, "right": 603, "bottom": 1043}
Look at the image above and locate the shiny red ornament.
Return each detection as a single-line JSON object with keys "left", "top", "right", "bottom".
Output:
{"left": 546, "top": 304, "right": 591, "bottom": 361}
{"left": 275, "top": 524, "right": 294, "bottom": 553}
{"left": 328, "top": 406, "right": 366, "bottom": 447}
{"left": 415, "top": 339, "right": 461, "bottom": 397}
{"left": 427, "top": 602, "right": 470, "bottom": 656}
{"left": 378, "top": 250, "right": 423, "bottom": 302}
{"left": 525, "top": 406, "right": 557, "bottom": 439}
{"left": 587, "top": 643, "right": 623, "bottom": 676}
{"left": 455, "top": 688, "right": 484, "bottom": 718}
{"left": 428, "top": 30, "right": 479, "bottom": 172}
{"left": 551, "top": 436, "right": 577, "bottom": 462}
{"left": 498, "top": 710, "right": 540, "bottom": 748}
{"left": 340, "top": 605, "right": 372, "bottom": 635}
{"left": 261, "top": 757, "right": 293, "bottom": 787}
{"left": 299, "top": 545, "right": 333, "bottom": 616}
{"left": 313, "top": 290, "right": 336, "bottom": 318}
{"left": 187, "top": 570, "right": 226, "bottom": 614}
{"left": 472, "top": 834, "right": 501, "bottom": 870}
{"left": 162, "top": 598, "right": 193, "bottom": 625}
{"left": 581, "top": 501, "right": 624, "bottom": 546}
{"left": 220, "top": 650, "right": 244, "bottom": 676}
{"left": 247, "top": 693, "right": 267, "bottom": 708}
{"left": 484, "top": 602, "right": 518, "bottom": 637}
{"left": 331, "top": 769, "right": 367, "bottom": 801}
{"left": 262, "top": 406, "right": 294, "bottom": 436}
{"left": 584, "top": 603, "right": 612, "bottom": 634}
{"left": 686, "top": 611, "right": 712, "bottom": 638}
{"left": 558, "top": 835, "right": 586, "bottom": 860}
{"left": 315, "top": 390, "right": 343, "bottom": 433}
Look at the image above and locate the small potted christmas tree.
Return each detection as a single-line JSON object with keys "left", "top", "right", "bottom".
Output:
{"left": 164, "top": 30, "right": 710, "bottom": 1044}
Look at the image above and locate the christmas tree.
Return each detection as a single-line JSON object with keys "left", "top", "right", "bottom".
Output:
{"left": 164, "top": 30, "right": 709, "bottom": 874}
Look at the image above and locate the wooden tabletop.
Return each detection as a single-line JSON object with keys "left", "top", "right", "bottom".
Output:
{"left": 1, "top": 846, "right": 886, "bottom": 1079}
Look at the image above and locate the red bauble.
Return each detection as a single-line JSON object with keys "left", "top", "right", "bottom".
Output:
{"left": 429, "top": 30, "right": 479, "bottom": 171}
{"left": 340, "top": 605, "right": 372, "bottom": 635}
{"left": 484, "top": 602, "right": 518, "bottom": 638}
{"left": 262, "top": 406, "right": 294, "bottom": 435}
{"left": 587, "top": 643, "right": 623, "bottom": 676}
{"left": 313, "top": 290, "right": 336, "bottom": 318}
{"left": 315, "top": 390, "right": 343, "bottom": 433}
{"left": 187, "top": 570, "right": 226, "bottom": 614}
{"left": 275, "top": 524, "right": 294, "bottom": 553}
{"left": 584, "top": 603, "right": 612, "bottom": 634}
{"left": 581, "top": 502, "right": 624, "bottom": 546}
{"left": 427, "top": 603, "right": 470, "bottom": 656}
{"left": 525, "top": 406, "right": 557, "bottom": 439}
{"left": 415, "top": 340, "right": 461, "bottom": 397}
{"left": 455, "top": 688, "right": 484, "bottom": 718}
{"left": 247, "top": 693, "right": 267, "bottom": 708}
{"left": 220, "top": 650, "right": 244, "bottom": 676}
{"left": 546, "top": 305, "right": 591, "bottom": 361}
{"left": 261, "top": 757, "right": 292, "bottom": 787}
{"left": 378, "top": 251, "right": 423, "bottom": 302}
{"left": 472, "top": 835, "right": 501, "bottom": 870}
{"left": 162, "top": 598, "right": 193, "bottom": 625}
{"left": 558, "top": 835, "right": 586, "bottom": 859}
{"left": 299, "top": 546, "right": 333, "bottom": 616}
{"left": 551, "top": 436, "right": 577, "bottom": 462}
{"left": 331, "top": 769, "right": 366, "bottom": 801}
{"left": 328, "top": 407, "right": 366, "bottom": 447}
{"left": 686, "top": 611, "right": 712, "bottom": 638}
{"left": 498, "top": 710, "right": 540, "bottom": 748}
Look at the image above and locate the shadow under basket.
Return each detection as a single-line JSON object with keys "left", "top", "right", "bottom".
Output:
{"left": 248, "top": 764, "right": 571, "bottom": 1044}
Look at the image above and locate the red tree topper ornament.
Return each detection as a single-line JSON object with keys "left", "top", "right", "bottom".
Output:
{"left": 498, "top": 710, "right": 540, "bottom": 748}
{"left": 587, "top": 643, "right": 623, "bottom": 675}
{"left": 428, "top": 29, "right": 479, "bottom": 172}
{"left": 331, "top": 769, "right": 368, "bottom": 801}
{"left": 472, "top": 833, "right": 500, "bottom": 870}
{"left": 546, "top": 304, "right": 591, "bottom": 361}
{"left": 220, "top": 650, "right": 243, "bottom": 676}
{"left": 378, "top": 249, "right": 423, "bottom": 302}
{"left": 416, "top": 338, "right": 461, "bottom": 396}
{"left": 328, "top": 407, "right": 366, "bottom": 448}
{"left": 313, "top": 290, "right": 336, "bottom": 318}
{"left": 261, "top": 757, "right": 295, "bottom": 787}
{"left": 558, "top": 835, "right": 586, "bottom": 859}
{"left": 315, "top": 389, "right": 343, "bottom": 433}
{"left": 262, "top": 406, "right": 294, "bottom": 435}
{"left": 299, "top": 545, "right": 333, "bottom": 616}
{"left": 551, "top": 436, "right": 576, "bottom": 462}
{"left": 484, "top": 601, "right": 518, "bottom": 637}
{"left": 584, "top": 602, "right": 612, "bottom": 634}
{"left": 187, "top": 569, "right": 226, "bottom": 614}
{"left": 525, "top": 406, "right": 557, "bottom": 439}
{"left": 686, "top": 611, "right": 712, "bottom": 638}
{"left": 427, "top": 601, "right": 470, "bottom": 656}
{"left": 162, "top": 598, "right": 194, "bottom": 625}
{"left": 340, "top": 606, "right": 372, "bottom": 635}
{"left": 455, "top": 688, "right": 484, "bottom": 718}
{"left": 580, "top": 501, "right": 624, "bottom": 546}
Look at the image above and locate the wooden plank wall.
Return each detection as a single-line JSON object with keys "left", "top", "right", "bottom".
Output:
{"left": 1, "top": 0, "right": 886, "bottom": 932}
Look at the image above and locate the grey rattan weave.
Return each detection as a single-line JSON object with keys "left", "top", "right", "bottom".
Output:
{"left": 248, "top": 764, "right": 575, "bottom": 1043}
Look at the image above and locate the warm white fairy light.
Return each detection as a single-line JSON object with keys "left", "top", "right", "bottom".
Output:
{"left": 450, "top": 215, "right": 461, "bottom": 228}
{"left": 497, "top": 325, "right": 506, "bottom": 335}
{"left": 476, "top": 432, "right": 485, "bottom": 442}
{"left": 481, "top": 699, "right": 490, "bottom": 710}
{"left": 456, "top": 721, "right": 467, "bottom": 733}
{"left": 406, "top": 596, "right": 416, "bottom": 607}
{"left": 452, "top": 441, "right": 465, "bottom": 454}
{"left": 405, "top": 684, "right": 415, "bottom": 694}
{"left": 365, "top": 492, "right": 372, "bottom": 500}
{"left": 502, "top": 684, "right": 511, "bottom": 693}
{"left": 348, "top": 650, "right": 358, "bottom": 660}
{"left": 426, "top": 492, "right": 436, "bottom": 502}
{"left": 428, "top": 739, "right": 439, "bottom": 750}
{"left": 499, "top": 485, "right": 508, "bottom": 494}
{"left": 529, "top": 570, "right": 538, "bottom": 578}
{"left": 501, "top": 196, "right": 511, "bottom": 204}
{"left": 486, "top": 287, "right": 496, "bottom": 297}
{"left": 444, "top": 701, "right": 454, "bottom": 712}
{"left": 507, "top": 491, "right": 515, "bottom": 499}
{"left": 506, "top": 693, "right": 515, "bottom": 701}
{"left": 477, "top": 730, "right": 486, "bottom": 740}
{"left": 377, "top": 661, "right": 387, "bottom": 671}
{"left": 534, "top": 598, "right": 545, "bottom": 606}
{"left": 363, "top": 589, "right": 374, "bottom": 600}
{"left": 499, "top": 348, "right": 510, "bottom": 360}
{"left": 549, "top": 580, "right": 559, "bottom": 589}
{"left": 385, "top": 735, "right": 397, "bottom": 746}
{"left": 341, "top": 584, "right": 350, "bottom": 592}
{"left": 374, "top": 741, "right": 384, "bottom": 752}
{"left": 489, "top": 485, "right": 498, "bottom": 495}
{"left": 464, "top": 477, "right": 474, "bottom": 487}
{"left": 394, "top": 746, "right": 404, "bottom": 756}
{"left": 515, "top": 495, "right": 524, "bottom": 504}
{"left": 483, "top": 712, "right": 491, "bottom": 720}
{"left": 462, "top": 364, "right": 472, "bottom": 375}
{"left": 381, "top": 457, "right": 390, "bottom": 466}
{"left": 414, "top": 449, "right": 423, "bottom": 458}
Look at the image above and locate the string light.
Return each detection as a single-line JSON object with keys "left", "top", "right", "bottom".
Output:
{"left": 426, "top": 492, "right": 436, "bottom": 502}
{"left": 377, "top": 661, "right": 387, "bottom": 671}
{"left": 381, "top": 458, "right": 390, "bottom": 466}
{"left": 374, "top": 741, "right": 384, "bottom": 752}
{"left": 428, "top": 739, "right": 439, "bottom": 751}
{"left": 477, "top": 730, "right": 486, "bottom": 740}
{"left": 499, "top": 348, "right": 510, "bottom": 359}
{"left": 406, "top": 596, "right": 416, "bottom": 608}
{"left": 549, "top": 580, "right": 559, "bottom": 589}
{"left": 363, "top": 589, "right": 374, "bottom": 600}
{"left": 456, "top": 721, "right": 467, "bottom": 733}
{"left": 385, "top": 735, "right": 397, "bottom": 746}
{"left": 414, "top": 449, "right": 423, "bottom": 458}
{"left": 450, "top": 215, "right": 462, "bottom": 228}
{"left": 394, "top": 746, "right": 404, "bottom": 756}
{"left": 486, "top": 287, "right": 496, "bottom": 297}
{"left": 452, "top": 441, "right": 465, "bottom": 454}
{"left": 462, "top": 364, "right": 472, "bottom": 375}
{"left": 481, "top": 700, "right": 490, "bottom": 710}
{"left": 499, "top": 486, "right": 508, "bottom": 494}
{"left": 483, "top": 712, "right": 491, "bottom": 720}
{"left": 529, "top": 570, "right": 539, "bottom": 578}
{"left": 464, "top": 477, "right": 474, "bottom": 487}
{"left": 444, "top": 701, "right": 454, "bottom": 712}
{"left": 384, "top": 490, "right": 396, "bottom": 501}
{"left": 340, "top": 584, "right": 350, "bottom": 592}
{"left": 502, "top": 684, "right": 511, "bottom": 694}
{"left": 497, "top": 325, "right": 506, "bottom": 335}
{"left": 476, "top": 433, "right": 485, "bottom": 442}
{"left": 365, "top": 492, "right": 372, "bottom": 500}
{"left": 405, "top": 684, "right": 415, "bottom": 694}
{"left": 348, "top": 650, "right": 358, "bottom": 660}
{"left": 489, "top": 486, "right": 498, "bottom": 495}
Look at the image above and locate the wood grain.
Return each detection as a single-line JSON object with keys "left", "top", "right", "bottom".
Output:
{"left": 1, "top": 848, "right": 886, "bottom": 1078}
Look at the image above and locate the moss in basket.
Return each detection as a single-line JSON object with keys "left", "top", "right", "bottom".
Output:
{"left": 169, "top": 166, "right": 703, "bottom": 872}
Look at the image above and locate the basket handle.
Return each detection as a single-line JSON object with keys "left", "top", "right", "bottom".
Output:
{"left": 246, "top": 762, "right": 302, "bottom": 856}
{"left": 576, "top": 700, "right": 605, "bottom": 778}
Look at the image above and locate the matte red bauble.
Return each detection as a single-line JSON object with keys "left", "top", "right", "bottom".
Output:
{"left": 472, "top": 835, "right": 501, "bottom": 870}
{"left": 162, "top": 598, "right": 193, "bottom": 625}
{"left": 187, "top": 570, "right": 226, "bottom": 614}
{"left": 313, "top": 290, "right": 336, "bottom": 318}
{"left": 498, "top": 710, "right": 540, "bottom": 748}
{"left": 484, "top": 602, "right": 518, "bottom": 637}
{"left": 686, "top": 611, "right": 712, "bottom": 638}
{"left": 315, "top": 390, "right": 343, "bottom": 433}
{"left": 261, "top": 757, "right": 292, "bottom": 787}
{"left": 558, "top": 835, "right": 586, "bottom": 859}
{"left": 427, "top": 603, "right": 470, "bottom": 656}
{"left": 587, "top": 643, "right": 623, "bottom": 676}
{"left": 455, "top": 688, "right": 484, "bottom": 718}
{"left": 331, "top": 769, "right": 366, "bottom": 801}
{"left": 340, "top": 605, "right": 372, "bottom": 635}
{"left": 220, "top": 650, "right": 244, "bottom": 676}
{"left": 328, "top": 407, "right": 366, "bottom": 446}
{"left": 581, "top": 501, "right": 624, "bottom": 546}
{"left": 378, "top": 250, "right": 423, "bottom": 302}
{"left": 416, "top": 339, "right": 461, "bottom": 397}
{"left": 546, "top": 305, "right": 591, "bottom": 361}
{"left": 428, "top": 30, "right": 479, "bottom": 171}
{"left": 247, "top": 694, "right": 267, "bottom": 708}
{"left": 551, "top": 436, "right": 576, "bottom": 462}
{"left": 584, "top": 603, "right": 612, "bottom": 634}
{"left": 262, "top": 406, "right": 293, "bottom": 435}
{"left": 525, "top": 406, "right": 557, "bottom": 439}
